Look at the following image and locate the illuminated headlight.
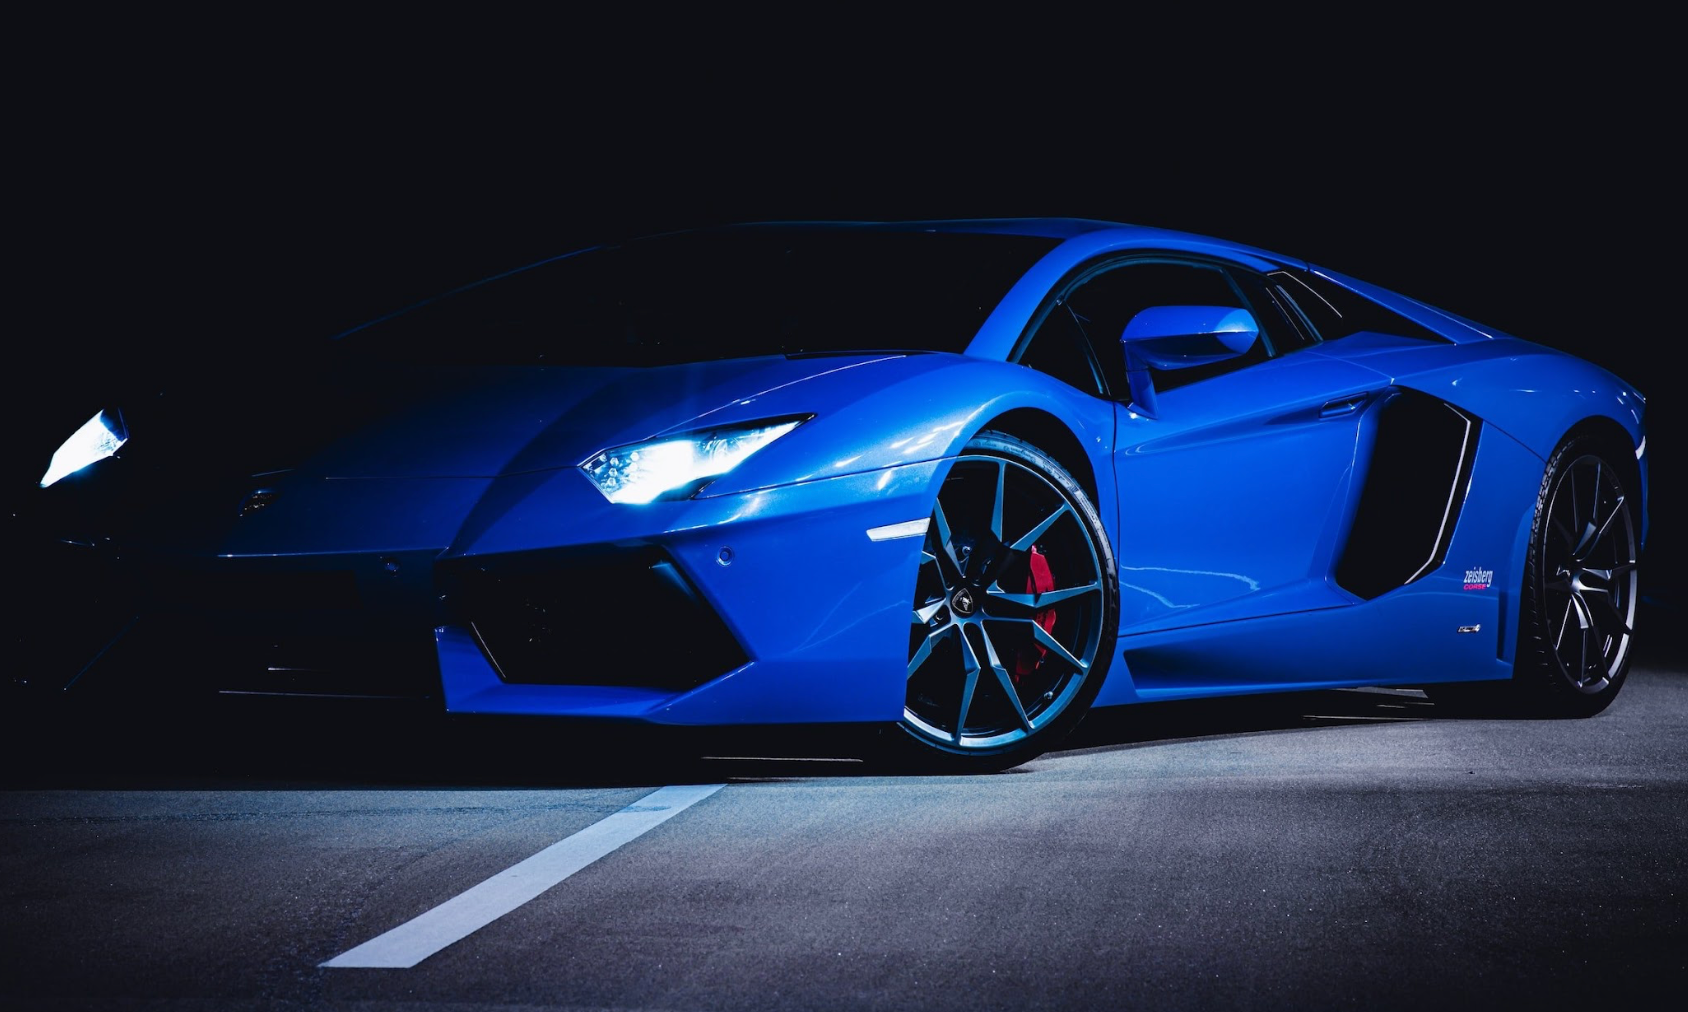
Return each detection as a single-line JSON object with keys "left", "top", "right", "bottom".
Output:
{"left": 582, "top": 417, "right": 809, "bottom": 504}
{"left": 39, "top": 410, "right": 127, "bottom": 488}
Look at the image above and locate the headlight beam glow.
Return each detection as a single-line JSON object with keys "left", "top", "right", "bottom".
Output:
{"left": 39, "top": 410, "right": 127, "bottom": 488}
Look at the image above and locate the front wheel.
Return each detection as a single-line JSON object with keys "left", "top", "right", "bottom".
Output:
{"left": 889, "top": 431, "right": 1118, "bottom": 772}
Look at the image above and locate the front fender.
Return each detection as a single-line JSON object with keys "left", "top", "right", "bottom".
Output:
{"left": 702, "top": 355, "right": 1116, "bottom": 503}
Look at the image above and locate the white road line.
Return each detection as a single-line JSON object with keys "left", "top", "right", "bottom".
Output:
{"left": 321, "top": 782, "right": 725, "bottom": 969}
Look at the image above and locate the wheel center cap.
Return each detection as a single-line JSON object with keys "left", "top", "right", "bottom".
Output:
{"left": 1571, "top": 570, "right": 1607, "bottom": 596}
{"left": 950, "top": 587, "right": 977, "bottom": 617}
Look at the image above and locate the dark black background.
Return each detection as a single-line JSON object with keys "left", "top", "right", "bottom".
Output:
{"left": 12, "top": 28, "right": 1681, "bottom": 609}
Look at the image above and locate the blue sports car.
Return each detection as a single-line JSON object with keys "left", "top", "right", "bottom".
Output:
{"left": 21, "top": 219, "right": 1648, "bottom": 771}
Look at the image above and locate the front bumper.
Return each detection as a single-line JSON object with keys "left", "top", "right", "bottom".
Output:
{"left": 436, "top": 461, "right": 942, "bottom": 725}
{"left": 16, "top": 459, "right": 943, "bottom": 726}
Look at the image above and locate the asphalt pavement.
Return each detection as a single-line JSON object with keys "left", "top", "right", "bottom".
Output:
{"left": 3, "top": 632, "right": 1684, "bottom": 1011}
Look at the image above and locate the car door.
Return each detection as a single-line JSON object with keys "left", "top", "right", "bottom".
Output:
{"left": 1019, "top": 255, "right": 1392, "bottom": 689}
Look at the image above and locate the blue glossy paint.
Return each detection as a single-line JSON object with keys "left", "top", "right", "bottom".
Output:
{"left": 1119, "top": 306, "right": 1262, "bottom": 418}
{"left": 1121, "top": 306, "right": 1260, "bottom": 368}
{"left": 1102, "top": 588, "right": 1512, "bottom": 706}
{"left": 1309, "top": 266, "right": 1515, "bottom": 344}
{"left": 28, "top": 218, "right": 1652, "bottom": 737}
{"left": 1112, "top": 353, "right": 1383, "bottom": 633}
{"left": 1312, "top": 332, "right": 1647, "bottom": 550}
{"left": 437, "top": 461, "right": 943, "bottom": 723}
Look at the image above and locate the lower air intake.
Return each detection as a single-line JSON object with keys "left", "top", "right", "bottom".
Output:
{"left": 457, "top": 549, "right": 747, "bottom": 691}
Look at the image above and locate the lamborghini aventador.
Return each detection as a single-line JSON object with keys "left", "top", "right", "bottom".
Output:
{"left": 17, "top": 219, "right": 1648, "bottom": 771}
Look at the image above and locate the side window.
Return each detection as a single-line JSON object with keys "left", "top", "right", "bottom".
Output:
{"left": 1017, "top": 302, "right": 1106, "bottom": 395}
{"left": 1060, "top": 261, "right": 1270, "bottom": 395}
{"left": 1234, "top": 269, "right": 1319, "bottom": 353}
{"left": 1267, "top": 268, "right": 1450, "bottom": 344}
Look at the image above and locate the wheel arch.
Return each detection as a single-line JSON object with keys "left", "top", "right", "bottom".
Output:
{"left": 977, "top": 407, "right": 1100, "bottom": 511}
{"left": 1558, "top": 415, "right": 1640, "bottom": 473}
{"left": 1556, "top": 415, "right": 1647, "bottom": 552}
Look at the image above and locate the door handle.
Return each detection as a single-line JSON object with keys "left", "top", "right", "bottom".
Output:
{"left": 1320, "top": 395, "right": 1367, "bottom": 419}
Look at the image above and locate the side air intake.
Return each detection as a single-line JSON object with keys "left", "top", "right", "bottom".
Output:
{"left": 1336, "top": 390, "right": 1479, "bottom": 600}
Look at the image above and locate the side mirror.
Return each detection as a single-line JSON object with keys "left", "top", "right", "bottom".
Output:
{"left": 1119, "top": 306, "right": 1259, "bottom": 417}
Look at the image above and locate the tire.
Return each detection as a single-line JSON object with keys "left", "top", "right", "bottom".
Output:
{"left": 1512, "top": 433, "right": 1641, "bottom": 716}
{"left": 887, "top": 431, "right": 1119, "bottom": 772}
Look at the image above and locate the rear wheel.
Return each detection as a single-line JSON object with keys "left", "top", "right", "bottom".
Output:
{"left": 1517, "top": 435, "right": 1640, "bottom": 716}
{"left": 1438, "top": 434, "right": 1641, "bottom": 717}
{"left": 891, "top": 431, "right": 1117, "bottom": 772}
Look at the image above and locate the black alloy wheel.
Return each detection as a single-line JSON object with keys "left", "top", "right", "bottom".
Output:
{"left": 894, "top": 431, "right": 1118, "bottom": 771}
{"left": 1518, "top": 435, "right": 1640, "bottom": 715}
{"left": 1440, "top": 433, "right": 1642, "bottom": 717}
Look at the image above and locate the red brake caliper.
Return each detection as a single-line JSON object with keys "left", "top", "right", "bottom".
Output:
{"left": 1013, "top": 546, "right": 1057, "bottom": 681}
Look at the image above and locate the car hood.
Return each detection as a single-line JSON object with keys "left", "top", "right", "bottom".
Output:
{"left": 131, "top": 353, "right": 906, "bottom": 481}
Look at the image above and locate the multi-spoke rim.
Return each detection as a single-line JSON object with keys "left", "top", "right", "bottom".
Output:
{"left": 1541, "top": 454, "right": 1637, "bottom": 693}
{"left": 903, "top": 454, "right": 1105, "bottom": 751}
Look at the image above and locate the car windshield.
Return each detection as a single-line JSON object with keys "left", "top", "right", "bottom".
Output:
{"left": 342, "top": 228, "right": 1059, "bottom": 366}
